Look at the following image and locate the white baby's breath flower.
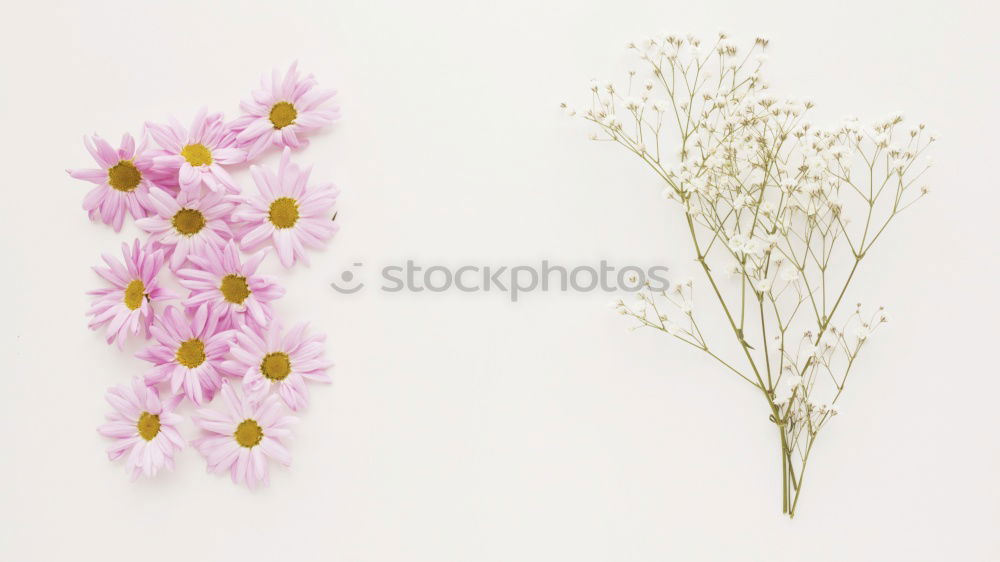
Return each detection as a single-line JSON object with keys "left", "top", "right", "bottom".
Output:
{"left": 727, "top": 233, "right": 749, "bottom": 253}
{"left": 779, "top": 267, "right": 799, "bottom": 282}
{"left": 855, "top": 324, "right": 872, "bottom": 342}
{"left": 751, "top": 276, "right": 772, "bottom": 293}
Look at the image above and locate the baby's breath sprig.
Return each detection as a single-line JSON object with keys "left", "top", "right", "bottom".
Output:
{"left": 569, "top": 33, "right": 933, "bottom": 517}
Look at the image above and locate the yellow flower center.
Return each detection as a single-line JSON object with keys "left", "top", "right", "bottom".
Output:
{"left": 269, "top": 101, "right": 298, "bottom": 129}
{"left": 181, "top": 143, "right": 213, "bottom": 167}
{"left": 136, "top": 412, "right": 161, "bottom": 441}
{"left": 260, "top": 352, "right": 292, "bottom": 381}
{"left": 123, "top": 279, "right": 146, "bottom": 310}
{"left": 220, "top": 274, "right": 251, "bottom": 304}
{"left": 234, "top": 419, "right": 264, "bottom": 448}
{"left": 175, "top": 338, "right": 206, "bottom": 368}
{"left": 172, "top": 208, "right": 206, "bottom": 236}
{"left": 108, "top": 160, "right": 142, "bottom": 192}
{"left": 268, "top": 197, "right": 299, "bottom": 229}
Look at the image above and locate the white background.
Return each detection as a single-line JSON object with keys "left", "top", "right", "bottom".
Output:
{"left": 1, "top": 1, "right": 998, "bottom": 560}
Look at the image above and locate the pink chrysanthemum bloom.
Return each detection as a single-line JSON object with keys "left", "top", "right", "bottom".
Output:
{"left": 67, "top": 133, "right": 156, "bottom": 232}
{"left": 177, "top": 241, "right": 285, "bottom": 329}
{"left": 135, "top": 187, "right": 233, "bottom": 270}
{"left": 222, "top": 322, "right": 332, "bottom": 411}
{"left": 233, "top": 147, "right": 339, "bottom": 268}
{"left": 88, "top": 239, "right": 171, "bottom": 348}
{"left": 146, "top": 108, "right": 246, "bottom": 194}
{"left": 97, "top": 377, "right": 185, "bottom": 480}
{"left": 193, "top": 383, "right": 296, "bottom": 489}
{"left": 137, "top": 305, "right": 233, "bottom": 406}
{"left": 231, "top": 62, "right": 339, "bottom": 160}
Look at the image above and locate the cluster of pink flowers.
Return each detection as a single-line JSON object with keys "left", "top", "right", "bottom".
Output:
{"left": 71, "top": 63, "right": 340, "bottom": 488}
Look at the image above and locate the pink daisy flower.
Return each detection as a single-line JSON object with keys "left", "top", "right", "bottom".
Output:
{"left": 137, "top": 304, "right": 233, "bottom": 406}
{"left": 97, "top": 377, "right": 185, "bottom": 480}
{"left": 177, "top": 241, "right": 285, "bottom": 329}
{"left": 67, "top": 133, "right": 156, "bottom": 232}
{"left": 222, "top": 322, "right": 332, "bottom": 411}
{"left": 232, "top": 62, "right": 339, "bottom": 160}
{"left": 135, "top": 187, "right": 233, "bottom": 271}
{"left": 88, "top": 239, "right": 171, "bottom": 348}
{"left": 146, "top": 108, "right": 246, "bottom": 194}
{"left": 193, "top": 383, "right": 296, "bottom": 489}
{"left": 233, "top": 147, "right": 339, "bottom": 268}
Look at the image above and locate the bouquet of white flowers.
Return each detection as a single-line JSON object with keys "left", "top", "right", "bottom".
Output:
{"left": 566, "top": 33, "right": 933, "bottom": 517}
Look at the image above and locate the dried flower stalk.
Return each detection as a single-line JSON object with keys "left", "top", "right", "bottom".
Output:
{"left": 565, "top": 33, "right": 933, "bottom": 517}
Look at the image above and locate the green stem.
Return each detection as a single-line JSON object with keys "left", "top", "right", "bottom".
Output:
{"left": 788, "top": 437, "right": 815, "bottom": 518}
{"left": 781, "top": 431, "right": 789, "bottom": 513}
